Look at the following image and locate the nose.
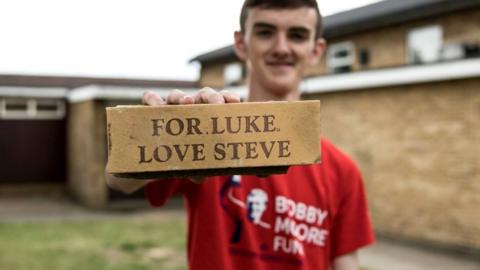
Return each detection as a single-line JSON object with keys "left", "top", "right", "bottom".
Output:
{"left": 272, "top": 34, "right": 290, "bottom": 57}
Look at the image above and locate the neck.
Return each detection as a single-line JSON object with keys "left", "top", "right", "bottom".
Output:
{"left": 247, "top": 78, "right": 301, "bottom": 102}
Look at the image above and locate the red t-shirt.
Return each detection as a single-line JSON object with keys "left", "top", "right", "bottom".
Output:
{"left": 145, "top": 139, "right": 374, "bottom": 270}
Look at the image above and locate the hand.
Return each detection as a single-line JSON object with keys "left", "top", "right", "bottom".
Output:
{"left": 142, "top": 87, "right": 240, "bottom": 106}
{"left": 141, "top": 87, "right": 241, "bottom": 184}
{"left": 193, "top": 87, "right": 241, "bottom": 104}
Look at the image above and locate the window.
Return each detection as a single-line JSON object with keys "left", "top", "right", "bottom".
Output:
{"left": 0, "top": 98, "right": 66, "bottom": 120}
{"left": 464, "top": 44, "right": 480, "bottom": 58}
{"left": 224, "top": 62, "right": 243, "bottom": 86}
{"left": 407, "top": 25, "right": 443, "bottom": 64}
{"left": 327, "top": 42, "right": 355, "bottom": 73}
{"left": 359, "top": 48, "right": 370, "bottom": 68}
{"left": 439, "top": 43, "right": 465, "bottom": 61}
{"left": 439, "top": 42, "right": 480, "bottom": 61}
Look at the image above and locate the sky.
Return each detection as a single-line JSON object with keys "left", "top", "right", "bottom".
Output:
{"left": 0, "top": 0, "right": 383, "bottom": 81}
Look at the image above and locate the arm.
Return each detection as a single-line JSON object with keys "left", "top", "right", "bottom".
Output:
{"left": 332, "top": 252, "right": 358, "bottom": 270}
{"left": 105, "top": 170, "right": 155, "bottom": 194}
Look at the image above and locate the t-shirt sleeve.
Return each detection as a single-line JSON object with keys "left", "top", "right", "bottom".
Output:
{"left": 330, "top": 162, "right": 375, "bottom": 259}
{"left": 144, "top": 179, "right": 187, "bottom": 207}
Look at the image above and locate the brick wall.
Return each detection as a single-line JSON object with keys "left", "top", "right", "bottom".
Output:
{"left": 199, "top": 63, "right": 227, "bottom": 89}
{"left": 303, "top": 78, "right": 480, "bottom": 252}
{"left": 67, "top": 100, "right": 108, "bottom": 208}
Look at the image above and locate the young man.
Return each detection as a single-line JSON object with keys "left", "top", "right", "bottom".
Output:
{"left": 106, "top": 0, "right": 374, "bottom": 269}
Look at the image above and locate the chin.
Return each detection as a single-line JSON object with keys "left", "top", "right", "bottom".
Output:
{"left": 264, "top": 81, "right": 297, "bottom": 96}
{"left": 265, "top": 76, "right": 299, "bottom": 94}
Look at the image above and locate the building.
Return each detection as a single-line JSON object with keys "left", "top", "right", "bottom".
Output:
{"left": 0, "top": 74, "right": 197, "bottom": 207}
{"left": 190, "top": 0, "right": 480, "bottom": 256}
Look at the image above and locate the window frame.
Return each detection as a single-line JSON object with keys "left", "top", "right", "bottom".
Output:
{"left": 0, "top": 98, "right": 66, "bottom": 120}
{"left": 224, "top": 62, "right": 244, "bottom": 86}
{"left": 406, "top": 25, "right": 443, "bottom": 64}
{"left": 326, "top": 41, "right": 356, "bottom": 74}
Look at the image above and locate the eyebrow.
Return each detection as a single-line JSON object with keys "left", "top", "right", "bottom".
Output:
{"left": 253, "top": 22, "right": 311, "bottom": 34}
{"left": 253, "top": 22, "right": 276, "bottom": 30}
{"left": 289, "top": 27, "right": 310, "bottom": 34}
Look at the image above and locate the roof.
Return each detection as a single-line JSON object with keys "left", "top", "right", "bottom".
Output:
{"left": 323, "top": 0, "right": 480, "bottom": 38}
{"left": 0, "top": 74, "right": 197, "bottom": 89}
{"left": 189, "top": 45, "right": 237, "bottom": 65}
{"left": 191, "top": 0, "right": 480, "bottom": 64}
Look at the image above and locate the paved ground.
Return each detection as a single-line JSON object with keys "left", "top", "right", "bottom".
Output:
{"left": 360, "top": 238, "right": 480, "bottom": 270}
{"left": 0, "top": 195, "right": 183, "bottom": 222}
{"left": 1, "top": 193, "right": 479, "bottom": 270}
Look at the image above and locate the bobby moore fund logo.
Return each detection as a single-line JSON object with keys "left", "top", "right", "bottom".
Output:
{"left": 220, "top": 175, "right": 329, "bottom": 256}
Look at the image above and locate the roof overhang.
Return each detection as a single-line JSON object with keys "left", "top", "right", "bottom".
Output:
{"left": 300, "top": 58, "right": 480, "bottom": 94}
{"left": 0, "top": 87, "right": 68, "bottom": 99}
{"left": 0, "top": 85, "right": 248, "bottom": 104}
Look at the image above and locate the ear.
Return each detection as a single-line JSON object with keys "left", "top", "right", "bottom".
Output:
{"left": 309, "top": 38, "right": 327, "bottom": 66}
{"left": 234, "top": 31, "right": 247, "bottom": 61}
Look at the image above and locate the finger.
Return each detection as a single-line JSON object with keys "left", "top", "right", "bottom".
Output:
{"left": 206, "top": 91, "right": 226, "bottom": 104}
{"left": 195, "top": 87, "right": 225, "bottom": 104}
{"left": 142, "top": 91, "right": 166, "bottom": 106}
{"left": 179, "top": 95, "right": 195, "bottom": 105}
{"left": 194, "top": 91, "right": 208, "bottom": 104}
{"left": 167, "top": 89, "right": 189, "bottom": 105}
{"left": 194, "top": 87, "right": 213, "bottom": 104}
{"left": 220, "top": 90, "right": 241, "bottom": 103}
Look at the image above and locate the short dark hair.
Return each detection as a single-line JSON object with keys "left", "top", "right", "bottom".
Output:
{"left": 240, "top": 0, "right": 323, "bottom": 39}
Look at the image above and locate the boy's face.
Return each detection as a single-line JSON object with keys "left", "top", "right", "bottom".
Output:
{"left": 235, "top": 7, "right": 325, "bottom": 96}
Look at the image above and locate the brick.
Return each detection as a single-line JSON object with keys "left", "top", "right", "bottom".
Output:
{"left": 106, "top": 101, "right": 321, "bottom": 178}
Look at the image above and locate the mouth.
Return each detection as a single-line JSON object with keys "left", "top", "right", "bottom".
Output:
{"left": 266, "top": 61, "right": 295, "bottom": 68}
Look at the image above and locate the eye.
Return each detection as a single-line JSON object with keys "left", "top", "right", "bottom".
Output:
{"left": 255, "top": 29, "right": 273, "bottom": 39}
{"left": 288, "top": 31, "right": 309, "bottom": 42}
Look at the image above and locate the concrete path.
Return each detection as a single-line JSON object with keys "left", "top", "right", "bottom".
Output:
{"left": 359, "top": 238, "right": 480, "bottom": 270}
{"left": 0, "top": 194, "right": 183, "bottom": 222}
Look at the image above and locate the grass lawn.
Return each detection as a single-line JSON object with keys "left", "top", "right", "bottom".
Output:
{"left": 0, "top": 212, "right": 371, "bottom": 270}
{"left": 0, "top": 214, "right": 187, "bottom": 270}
